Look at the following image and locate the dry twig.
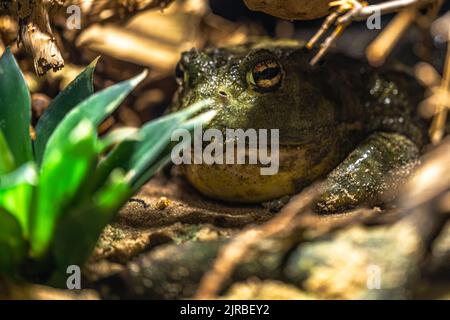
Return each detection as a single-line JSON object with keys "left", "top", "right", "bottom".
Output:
{"left": 0, "top": 0, "right": 65, "bottom": 75}
{"left": 307, "top": 0, "right": 437, "bottom": 66}
{"left": 194, "top": 185, "right": 321, "bottom": 299}
{"left": 0, "top": 0, "right": 175, "bottom": 75}
{"left": 414, "top": 25, "right": 450, "bottom": 144}
{"left": 365, "top": 8, "right": 417, "bottom": 66}
{"left": 429, "top": 28, "right": 450, "bottom": 144}
{"left": 65, "top": 0, "right": 176, "bottom": 25}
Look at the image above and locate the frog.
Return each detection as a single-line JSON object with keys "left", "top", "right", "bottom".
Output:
{"left": 170, "top": 39, "right": 448, "bottom": 214}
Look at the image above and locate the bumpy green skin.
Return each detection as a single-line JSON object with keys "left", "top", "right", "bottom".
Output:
{"left": 315, "top": 132, "right": 419, "bottom": 212}
{"left": 172, "top": 39, "right": 442, "bottom": 213}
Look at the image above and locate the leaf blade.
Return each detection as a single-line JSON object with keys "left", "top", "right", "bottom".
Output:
{"left": 127, "top": 106, "right": 216, "bottom": 187}
{"left": 34, "top": 58, "right": 99, "bottom": 163}
{"left": 52, "top": 169, "right": 131, "bottom": 275}
{"left": 0, "top": 209, "right": 26, "bottom": 275}
{"left": 0, "top": 48, "right": 33, "bottom": 166}
{"left": 40, "top": 70, "right": 147, "bottom": 167}
{"left": 30, "top": 120, "right": 98, "bottom": 257}
{"left": 94, "top": 99, "right": 213, "bottom": 191}
{"left": 0, "top": 162, "right": 37, "bottom": 239}
{"left": 0, "top": 129, "right": 15, "bottom": 175}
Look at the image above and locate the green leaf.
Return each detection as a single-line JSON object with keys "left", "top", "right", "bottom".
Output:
{"left": 40, "top": 69, "right": 147, "bottom": 167}
{"left": 0, "top": 48, "right": 33, "bottom": 166}
{"left": 93, "top": 141, "right": 134, "bottom": 191}
{"left": 50, "top": 105, "right": 216, "bottom": 270}
{"left": 0, "top": 209, "right": 26, "bottom": 275}
{"left": 97, "top": 127, "right": 139, "bottom": 154}
{"left": 130, "top": 110, "right": 216, "bottom": 191}
{"left": 30, "top": 120, "right": 98, "bottom": 258}
{"left": 126, "top": 107, "right": 217, "bottom": 187}
{"left": 131, "top": 151, "right": 172, "bottom": 193}
{"left": 85, "top": 128, "right": 139, "bottom": 193}
{"left": 53, "top": 169, "right": 130, "bottom": 273}
{"left": 0, "top": 162, "right": 37, "bottom": 239}
{"left": 95, "top": 99, "right": 214, "bottom": 190}
{"left": 0, "top": 129, "right": 15, "bottom": 175}
{"left": 34, "top": 57, "right": 99, "bottom": 164}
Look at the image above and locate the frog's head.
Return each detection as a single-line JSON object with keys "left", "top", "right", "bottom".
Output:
{"left": 172, "top": 40, "right": 338, "bottom": 144}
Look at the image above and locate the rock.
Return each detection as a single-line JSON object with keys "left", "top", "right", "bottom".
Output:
{"left": 98, "top": 233, "right": 303, "bottom": 299}
{"left": 244, "top": 0, "right": 333, "bottom": 20}
{"left": 87, "top": 173, "right": 274, "bottom": 282}
{"left": 221, "top": 279, "right": 312, "bottom": 300}
{"left": 0, "top": 278, "right": 98, "bottom": 300}
{"left": 284, "top": 223, "right": 422, "bottom": 299}
{"left": 108, "top": 240, "right": 224, "bottom": 299}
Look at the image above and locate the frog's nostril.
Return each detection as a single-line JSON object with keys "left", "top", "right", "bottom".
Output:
{"left": 218, "top": 90, "right": 228, "bottom": 97}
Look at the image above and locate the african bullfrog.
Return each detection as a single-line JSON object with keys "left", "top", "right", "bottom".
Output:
{"left": 171, "top": 39, "right": 448, "bottom": 213}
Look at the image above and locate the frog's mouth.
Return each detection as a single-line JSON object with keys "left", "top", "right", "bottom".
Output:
{"left": 199, "top": 124, "right": 341, "bottom": 147}
{"left": 204, "top": 101, "right": 346, "bottom": 146}
{"left": 183, "top": 140, "right": 341, "bottom": 203}
{"left": 180, "top": 121, "right": 358, "bottom": 203}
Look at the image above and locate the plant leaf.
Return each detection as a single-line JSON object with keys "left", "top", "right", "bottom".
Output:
{"left": 40, "top": 70, "right": 147, "bottom": 167}
{"left": 91, "top": 138, "right": 137, "bottom": 193}
{"left": 129, "top": 110, "right": 216, "bottom": 191}
{"left": 34, "top": 58, "right": 99, "bottom": 164}
{"left": 126, "top": 107, "right": 217, "bottom": 187}
{"left": 0, "top": 209, "right": 26, "bottom": 275}
{"left": 95, "top": 99, "right": 213, "bottom": 190}
{"left": 50, "top": 104, "right": 215, "bottom": 271}
{"left": 97, "top": 127, "right": 139, "bottom": 154}
{"left": 0, "top": 48, "right": 33, "bottom": 166}
{"left": 30, "top": 120, "right": 98, "bottom": 258}
{"left": 84, "top": 128, "right": 139, "bottom": 193}
{"left": 0, "top": 129, "right": 15, "bottom": 175}
{"left": 130, "top": 151, "right": 172, "bottom": 193}
{"left": 52, "top": 169, "right": 130, "bottom": 274}
{"left": 0, "top": 162, "right": 37, "bottom": 239}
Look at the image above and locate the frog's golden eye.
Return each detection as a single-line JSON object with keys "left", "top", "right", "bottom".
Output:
{"left": 247, "top": 59, "right": 282, "bottom": 92}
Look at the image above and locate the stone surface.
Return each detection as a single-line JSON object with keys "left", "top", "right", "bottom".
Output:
{"left": 85, "top": 173, "right": 275, "bottom": 283}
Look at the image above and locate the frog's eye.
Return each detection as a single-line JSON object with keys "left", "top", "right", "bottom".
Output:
{"left": 247, "top": 59, "right": 282, "bottom": 92}
{"left": 175, "top": 62, "right": 188, "bottom": 85}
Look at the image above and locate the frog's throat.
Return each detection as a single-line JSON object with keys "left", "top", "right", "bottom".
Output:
{"left": 183, "top": 143, "right": 344, "bottom": 203}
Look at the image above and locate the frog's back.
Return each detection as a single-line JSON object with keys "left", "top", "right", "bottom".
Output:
{"left": 318, "top": 52, "right": 436, "bottom": 148}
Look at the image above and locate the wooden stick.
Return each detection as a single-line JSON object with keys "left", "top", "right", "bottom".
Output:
{"left": 195, "top": 185, "right": 320, "bottom": 299}
{"left": 310, "top": 24, "right": 346, "bottom": 66}
{"left": 356, "top": 0, "right": 434, "bottom": 20}
{"left": 0, "top": 0, "right": 175, "bottom": 75}
{"left": 307, "top": 11, "right": 340, "bottom": 50}
{"left": 429, "top": 28, "right": 450, "bottom": 144}
{"left": 366, "top": 8, "right": 417, "bottom": 67}
{"left": 308, "top": 0, "right": 437, "bottom": 66}
{"left": 19, "top": 1, "right": 65, "bottom": 76}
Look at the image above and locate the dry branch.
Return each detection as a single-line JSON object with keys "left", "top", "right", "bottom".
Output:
{"left": 428, "top": 27, "right": 450, "bottom": 144}
{"left": 63, "top": 0, "right": 175, "bottom": 25}
{"left": 0, "top": 0, "right": 65, "bottom": 75}
{"left": 195, "top": 185, "right": 321, "bottom": 299}
{"left": 365, "top": 8, "right": 417, "bottom": 66}
{"left": 308, "top": 0, "right": 438, "bottom": 66}
{"left": 0, "top": 0, "right": 175, "bottom": 75}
